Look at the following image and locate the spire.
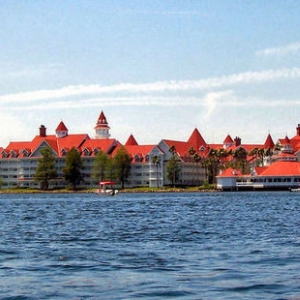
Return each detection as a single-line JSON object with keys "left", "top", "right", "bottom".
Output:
{"left": 125, "top": 134, "right": 138, "bottom": 146}
{"left": 55, "top": 121, "right": 68, "bottom": 138}
{"left": 94, "top": 111, "right": 110, "bottom": 139}
{"left": 264, "top": 133, "right": 275, "bottom": 149}
{"left": 187, "top": 128, "right": 207, "bottom": 150}
{"left": 223, "top": 134, "right": 234, "bottom": 149}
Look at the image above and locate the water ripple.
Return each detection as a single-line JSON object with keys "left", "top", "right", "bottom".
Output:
{"left": 1, "top": 192, "right": 300, "bottom": 299}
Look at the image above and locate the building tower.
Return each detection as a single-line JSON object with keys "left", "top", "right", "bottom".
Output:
{"left": 94, "top": 111, "right": 110, "bottom": 139}
{"left": 55, "top": 121, "right": 68, "bottom": 138}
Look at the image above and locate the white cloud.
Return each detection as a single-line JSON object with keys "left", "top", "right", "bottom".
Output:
{"left": 1, "top": 68, "right": 299, "bottom": 106}
{"left": 0, "top": 113, "right": 28, "bottom": 145}
{"left": 202, "top": 90, "right": 234, "bottom": 121}
{"left": 256, "top": 42, "right": 300, "bottom": 56}
{"left": 1, "top": 63, "right": 64, "bottom": 79}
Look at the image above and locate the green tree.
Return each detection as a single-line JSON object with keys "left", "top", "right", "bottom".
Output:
{"left": 151, "top": 155, "right": 161, "bottom": 188}
{"left": 188, "top": 147, "right": 202, "bottom": 185}
{"left": 114, "top": 146, "right": 131, "bottom": 189}
{"left": 34, "top": 146, "right": 57, "bottom": 190}
{"left": 166, "top": 145, "right": 180, "bottom": 187}
{"left": 92, "top": 150, "right": 110, "bottom": 182}
{"left": 249, "top": 147, "right": 259, "bottom": 166}
{"left": 193, "top": 152, "right": 202, "bottom": 185}
{"left": 207, "top": 148, "right": 219, "bottom": 184}
{"left": 63, "top": 147, "right": 83, "bottom": 190}
{"left": 232, "top": 147, "right": 249, "bottom": 174}
{"left": 188, "top": 146, "right": 196, "bottom": 157}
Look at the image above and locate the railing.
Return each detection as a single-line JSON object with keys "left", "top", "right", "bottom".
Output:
{"left": 236, "top": 181, "right": 264, "bottom": 188}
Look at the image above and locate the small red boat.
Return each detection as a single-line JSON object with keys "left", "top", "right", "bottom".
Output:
{"left": 97, "top": 181, "right": 118, "bottom": 195}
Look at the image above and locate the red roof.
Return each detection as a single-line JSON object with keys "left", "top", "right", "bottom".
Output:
{"left": 94, "top": 111, "right": 110, "bottom": 129}
{"left": 82, "top": 138, "right": 118, "bottom": 155}
{"left": 279, "top": 135, "right": 291, "bottom": 145}
{"left": 223, "top": 134, "right": 233, "bottom": 144}
{"left": 264, "top": 133, "right": 274, "bottom": 149}
{"left": 125, "top": 145, "right": 156, "bottom": 160}
{"left": 6, "top": 141, "right": 32, "bottom": 153}
{"left": 56, "top": 121, "right": 68, "bottom": 132}
{"left": 125, "top": 134, "right": 138, "bottom": 146}
{"left": 255, "top": 166, "right": 268, "bottom": 175}
{"left": 217, "top": 168, "right": 243, "bottom": 177}
{"left": 290, "top": 135, "right": 300, "bottom": 152}
{"left": 187, "top": 128, "right": 207, "bottom": 150}
{"left": 259, "top": 161, "right": 300, "bottom": 176}
{"left": 162, "top": 139, "right": 194, "bottom": 157}
{"left": 5, "top": 134, "right": 90, "bottom": 158}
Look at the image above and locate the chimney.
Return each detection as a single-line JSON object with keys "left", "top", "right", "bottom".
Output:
{"left": 297, "top": 124, "right": 300, "bottom": 136}
{"left": 234, "top": 136, "right": 241, "bottom": 147}
{"left": 39, "top": 125, "right": 46, "bottom": 137}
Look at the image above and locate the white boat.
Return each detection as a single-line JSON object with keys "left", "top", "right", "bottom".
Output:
{"left": 290, "top": 187, "right": 300, "bottom": 192}
{"left": 97, "top": 181, "right": 118, "bottom": 196}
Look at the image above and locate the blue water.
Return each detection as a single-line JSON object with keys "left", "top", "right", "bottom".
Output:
{"left": 0, "top": 192, "right": 300, "bottom": 299}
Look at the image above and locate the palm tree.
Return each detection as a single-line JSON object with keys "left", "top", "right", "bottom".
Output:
{"left": 207, "top": 149, "right": 219, "bottom": 184}
{"left": 167, "top": 145, "right": 180, "bottom": 188}
{"left": 151, "top": 155, "right": 161, "bottom": 188}
{"left": 232, "top": 147, "right": 248, "bottom": 174}
{"left": 193, "top": 152, "right": 201, "bottom": 185}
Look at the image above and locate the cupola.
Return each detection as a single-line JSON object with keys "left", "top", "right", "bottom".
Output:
{"left": 94, "top": 111, "right": 110, "bottom": 139}
{"left": 55, "top": 121, "right": 68, "bottom": 138}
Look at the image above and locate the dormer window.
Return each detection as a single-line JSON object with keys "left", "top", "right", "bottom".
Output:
{"left": 10, "top": 150, "right": 18, "bottom": 158}
{"left": 83, "top": 149, "right": 90, "bottom": 156}
{"left": 1, "top": 151, "right": 8, "bottom": 158}
{"left": 61, "top": 149, "right": 67, "bottom": 157}
{"left": 135, "top": 155, "right": 141, "bottom": 162}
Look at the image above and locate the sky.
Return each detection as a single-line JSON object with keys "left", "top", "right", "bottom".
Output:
{"left": 1, "top": 0, "right": 300, "bottom": 147}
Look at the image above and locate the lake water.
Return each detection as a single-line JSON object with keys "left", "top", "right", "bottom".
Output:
{"left": 0, "top": 191, "right": 300, "bottom": 299}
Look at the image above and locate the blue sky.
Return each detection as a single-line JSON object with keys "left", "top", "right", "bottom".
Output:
{"left": 1, "top": 1, "right": 300, "bottom": 146}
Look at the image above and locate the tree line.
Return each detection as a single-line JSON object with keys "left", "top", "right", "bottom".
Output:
{"left": 34, "top": 143, "right": 278, "bottom": 190}
{"left": 166, "top": 144, "right": 277, "bottom": 187}
{"left": 34, "top": 145, "right": 131, "bottom": 190}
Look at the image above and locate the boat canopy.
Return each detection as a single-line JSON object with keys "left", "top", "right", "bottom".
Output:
{"left": 99, "top": 181, "right": 115, "bottom": 185}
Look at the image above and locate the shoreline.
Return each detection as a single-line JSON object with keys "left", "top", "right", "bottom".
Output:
{"left": 0, "top": 187, "right": 217, "bottom": 194}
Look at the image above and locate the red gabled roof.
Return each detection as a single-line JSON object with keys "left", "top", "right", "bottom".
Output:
{"left": 162, "top": 139, "right": 192, "bottom": 157}
{"left": 223, "top": 134, "right": 234, "bottom": 144}
{"left": 125, "top": 134, "right": 138, "bottom": 146}
{"left": 279, "top": 135, "right": 291, "bottom": 145}
{"left": 81, "top": 138, "right": 118, "bottom": 154}
{"left": 187, "top": 128, "right": 207, "bottom": 150}
{"left": 264, "top": 133, "right": 275, "bottom": 149}
{"left": 26, "top": 134, "right": 89, "bottom": 157}
{"left": 290, "top": 134, "right": 300, "bottom": 152}
{"left": 124, "top": 145, "right": 156, "bottom": 162}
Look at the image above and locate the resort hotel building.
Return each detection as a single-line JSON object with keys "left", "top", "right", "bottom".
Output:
{"left": 1, "top": 111, "right": 300, "bottom": 190}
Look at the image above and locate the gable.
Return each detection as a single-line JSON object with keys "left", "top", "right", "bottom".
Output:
{"left": 31, "top": 140, "right": 58, "bottom": 157}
